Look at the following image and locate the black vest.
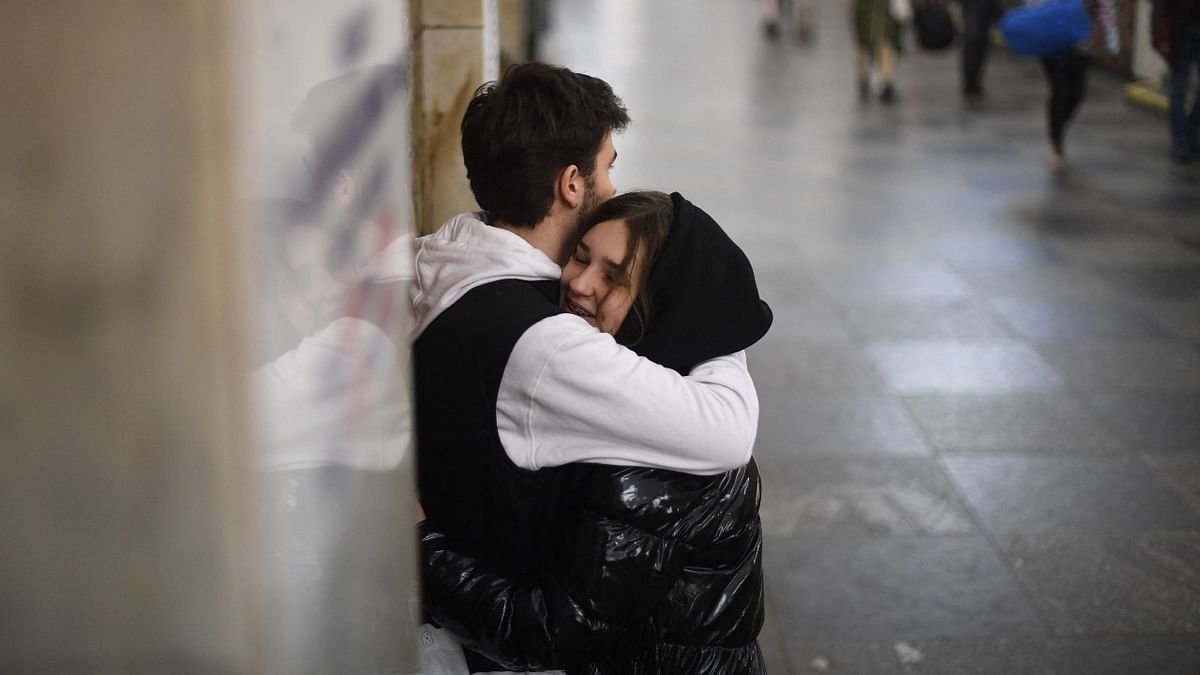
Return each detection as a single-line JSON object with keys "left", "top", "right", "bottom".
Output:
{"left": 414, "top": 278, "right": 566, "bottom": 581}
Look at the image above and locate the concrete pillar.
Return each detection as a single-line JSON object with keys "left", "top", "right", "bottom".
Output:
{"left": 409, "top": 0, "right": 490, "bottom": 235}
{"left": 0, "top": 2, "right": 258, "bottom": 672}
{"left": 499, "top": 0, "right": 533, "bottom": 67}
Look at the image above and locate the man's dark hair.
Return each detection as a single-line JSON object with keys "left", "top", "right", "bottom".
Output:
{"left": 461, "top": 62, "right": 629, "bottom": 228}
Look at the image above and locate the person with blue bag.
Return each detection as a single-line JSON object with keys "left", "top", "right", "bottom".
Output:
{"left": 1152, "top": 0, "right": 1200, "bottom": 164}
{"left": 1000, "top": 0, "right": 1120, "bottom": 172}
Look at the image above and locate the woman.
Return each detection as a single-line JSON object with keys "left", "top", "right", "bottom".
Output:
{"left": 420, "top": 191, "right": 773, "bottom": 674}
{"left": 853, "top": 0, "right": 904, "bottom": 102}
{"left": 1036, "top": 0, "right": 1119, "bottom": 172}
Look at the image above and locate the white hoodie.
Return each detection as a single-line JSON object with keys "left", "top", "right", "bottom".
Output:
{"left": 412, "top": 212, "right": 758, "bottom": 475}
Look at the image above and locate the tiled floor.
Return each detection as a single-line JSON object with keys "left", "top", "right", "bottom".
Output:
{"left": 541, "top": 1, "right": 1200, "bottom": 672}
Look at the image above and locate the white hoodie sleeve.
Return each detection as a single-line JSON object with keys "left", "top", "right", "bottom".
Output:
{"left": 496, "top": 314, "right": 758, "bottom": 475}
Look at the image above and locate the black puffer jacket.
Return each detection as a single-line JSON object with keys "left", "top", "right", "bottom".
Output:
{"left": 421, "top": 193, "right": 773, "bottom": 673}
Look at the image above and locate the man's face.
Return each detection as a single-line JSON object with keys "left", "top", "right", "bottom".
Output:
{"left": 578, "top": 133, "right": 617, "bottom": 226}
{"left": 556, "top": 133, "right": 618, "bottom": 264}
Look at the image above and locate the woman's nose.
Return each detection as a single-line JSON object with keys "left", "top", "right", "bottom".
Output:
{"left": 568, "top": 267, "right": 597, "bottom": 296}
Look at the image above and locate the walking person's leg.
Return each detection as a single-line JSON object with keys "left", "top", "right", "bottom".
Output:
{"left": 961, "top": 0, "right": 999, "bottom": 96}
{"left": 1168, "top": 54, "right": 1192, "bottom": 161}
{"left": 761, "top": 0, "right": 782, "bottom": 38}
{"left": 1189, "top": 58, "right": 1200, "bottom": 155}
{"left": 1041, "top": 54, "right": 1068, "bottom": 170}
{"left": 857, "top": 45, "right": 872, "bottom": 99}
{"left": 1177, "top": 26, "right": 1200, "bottom": 160}
{"left": 1059, "top": 50, "right": 1089, "bottom": 131}
{"left": 879, "top": 41, "right": 898, "bottom": 102}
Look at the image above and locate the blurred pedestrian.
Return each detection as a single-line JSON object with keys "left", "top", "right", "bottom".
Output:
{"left": 960, "top": 0, "right": 1002, "bottom": 98}
{"left": 761, "top": 0, "right": 816, "bottom": 41}
{"left": 1151, "top": 0, "right": 1200, "bottom": 163}
{"left": 761, "top": 0, "right": 786, "bottom": 38}
{"left": 854, "top": 0, "right": 905, "bottom": 102}
{"left": 1035, "top": 0, "right": 1119, "bottom": 172}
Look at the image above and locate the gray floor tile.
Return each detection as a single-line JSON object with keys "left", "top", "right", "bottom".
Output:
{"left": 1035, "top": 341, "right": 1200, "bottom": 391}
{"left": 955, "top": 266, "right": 1116, "bottom": 300}
{"left": 1177, "top": 235, "right": 1200, "bottom": 256}
{"left": 757, "top": 274, "right": 827, "bottom": 303}
{"left": 943, "top": 456, "right": 1200, "bottom": 534}
{"left": 789, "top": 237, "right": 932, "bottom": 265}
{"left": 903, "top": 393, "right": 1126, "bottom": 454}
{"left": 751, "top": 340, "right": 886, "bottom": 393}
{"left": 756, "top": 298, "right": 852, "bottom": 342}
{"left": 1085, "top": 393, "right": 1200, "bottom": 452}
{"left": 1002, "top": 533, "right": 1200, "bottom": 634}
{"left": 810, "top": 263, "right": 973, "bottom": 301}
{"left": 1012, "top": 202, "right": 1161, "bottom": 239}
{"left": 754, "top": 393, "right": 930, "bottom": 459}
{"left": 867, "top": 340, "right": 1064, "bottom": 393}
{"left": 988, "top": 298, "right": 1172, "bottom": 339}
{"left": 1139, "top": 299, "right": 1200, "bottom": 339}
{"left": 1096, "top": 267, "right": 1200, "bottom": 299}
{"left": 836, "top": 299, "right": 1012, "bottom": 340}
{"left": 759, "top": 577, "right": 795, "bottom": 675}
{"left": 758, "top": 457, "right": 974, "bottom": 537}
{"left": 932, "top": 233, "right": 1064, "bottom": 268}
{"left": 1143, "top": 454, "right": 1200, "bottom": 512}
{"left": 782, "top": 636, "right": 1200, "bottom": 675}
{"left": 1052, "top": 236, "right": 1200, "bottom": 267}
{"left": 765, "top": 536, "right": 1043, "bottom": 643}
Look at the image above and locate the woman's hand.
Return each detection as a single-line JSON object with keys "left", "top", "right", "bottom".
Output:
{"left": 415, "top": 497, "right": 426, "bottom": 524}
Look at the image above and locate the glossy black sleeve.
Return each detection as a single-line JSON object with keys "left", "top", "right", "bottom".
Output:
{"left": 419, "top": 494, "right": 692, "bottom": 671}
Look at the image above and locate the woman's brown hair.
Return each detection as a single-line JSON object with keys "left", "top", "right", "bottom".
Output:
{"left": 573, "top": 190, "right": 672, "bottom": 344}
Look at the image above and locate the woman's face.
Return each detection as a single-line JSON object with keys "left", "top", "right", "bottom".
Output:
{"left": 561, "top": 219, "right": 637, "bottom": 335}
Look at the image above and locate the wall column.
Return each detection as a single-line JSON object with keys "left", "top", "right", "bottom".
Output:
{"left": 0, "top": 2, "right": 257, "bottom": 671}
{"left": 410, "top": 0, "right": 489, "bottom": 235}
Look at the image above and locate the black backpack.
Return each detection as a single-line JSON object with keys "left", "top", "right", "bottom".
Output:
{"left": 913, "top": 1, "right": 957, "bottom": 50}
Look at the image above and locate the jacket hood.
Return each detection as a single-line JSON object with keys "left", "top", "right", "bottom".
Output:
{"left": 411, "top": 211, "right": 562, "bottom": 339}
{"left": 616, "top": 192, "right": 773, "bottom": 374}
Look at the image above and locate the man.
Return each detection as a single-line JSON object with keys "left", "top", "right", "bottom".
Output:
{"left": 411, "top": 62, "right": 758, "bottom": 672}
{"left": 1152, "top": 0, "right": 1200, "bottom": 163}
{"left": 961, "top": 0, "right": 1002, "bottom": 99}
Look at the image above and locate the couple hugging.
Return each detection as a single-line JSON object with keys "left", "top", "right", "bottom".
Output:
{"left": 413, "top": 62, "right": 772, "bottom": 675}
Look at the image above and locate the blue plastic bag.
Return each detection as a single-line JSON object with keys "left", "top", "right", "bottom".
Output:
{"left": 999, "top": 0, "right": 1092, "bottom": 56}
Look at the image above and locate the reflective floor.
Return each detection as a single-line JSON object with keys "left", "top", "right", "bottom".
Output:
{"left": 542, "top": 1, "right": 1200, "bottom": 672}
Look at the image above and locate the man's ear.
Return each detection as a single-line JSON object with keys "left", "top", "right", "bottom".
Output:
{"left": 557, "top": 164, "right": 583, "bottom": 209}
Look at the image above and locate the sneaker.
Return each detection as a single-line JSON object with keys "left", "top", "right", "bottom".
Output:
{"left": 880, "top": 84, "right": 897, "bottom": 104}
{"left": 1171, "top": 146, "right": 1192, "bottom": 165}
{"left": 763, "top": 21, "right": 781, "bottom": 39}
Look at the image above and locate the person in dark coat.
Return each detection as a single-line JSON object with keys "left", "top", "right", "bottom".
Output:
{"left": 959, "top": 0, "right": 1002, "bottom": 98}
{"left": 420, "top": 190, "right": 773, "bottom": 674}
{"left": 1152, "top": 0, "right": 1200, "bottom": 163}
